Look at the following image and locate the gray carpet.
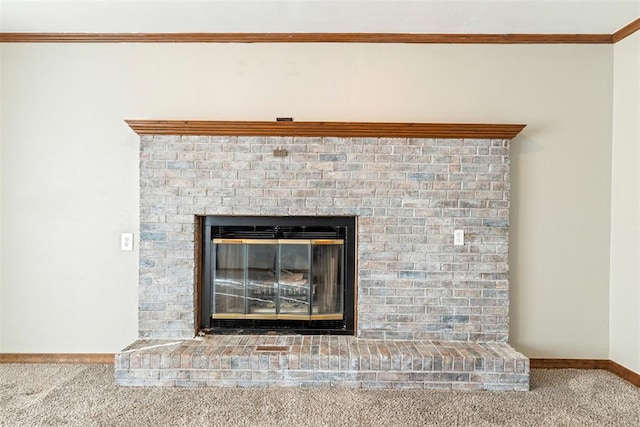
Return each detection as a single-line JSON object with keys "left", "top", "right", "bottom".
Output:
{"left": 0, "top": 364, "right": 638, "bottom": 426}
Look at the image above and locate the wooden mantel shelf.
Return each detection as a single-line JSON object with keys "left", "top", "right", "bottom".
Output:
{"left": 125, "top": 120, "right": 526, "bottom": 139}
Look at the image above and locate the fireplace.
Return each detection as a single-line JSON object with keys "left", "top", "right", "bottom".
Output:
{"left": 199, "top": 215, "right": 356, "bottom": 334}
{"left": 132, "top": 123, "right": 521, "bottom": 341}
{"left": 117, "top": 120, "right": 530, "bottom": 390}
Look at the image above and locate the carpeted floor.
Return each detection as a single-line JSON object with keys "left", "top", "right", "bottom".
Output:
{"left": 0, "top": 364, "right": 638, "bottom": 426}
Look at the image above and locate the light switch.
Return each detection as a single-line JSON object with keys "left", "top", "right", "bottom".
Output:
{"left": 454, "top": 230, "right": 464, "bottom": 246}
{"left": 121, "top": 233, "right": 134, "bottom": 251}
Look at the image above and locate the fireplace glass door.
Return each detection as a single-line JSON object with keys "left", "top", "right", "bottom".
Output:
{"left": 212, "top": 239, "right": 344, "bottom": 321}
{"left": 200, "top": 216, "right": 356, "bottom": 335}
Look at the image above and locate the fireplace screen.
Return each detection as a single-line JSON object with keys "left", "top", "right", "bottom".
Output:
{"left": 200, "top": 216, "right": 356, "bottom": 334}
{"left": 213, "top": 239, "right": 343, "bottom": 319}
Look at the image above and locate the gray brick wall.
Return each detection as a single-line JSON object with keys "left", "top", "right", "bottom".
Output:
{"left": 138, "top": 135, "right": 511, "bottom": 341}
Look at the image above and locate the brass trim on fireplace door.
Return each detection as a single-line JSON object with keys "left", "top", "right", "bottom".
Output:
{"left": 211, "top": 313, "right": 344, "bottom": 321}
{"left": 278, "top": 239, "right": 313, "bottom": 245}
{"left": 311, "top": 239, "right": 344, "bottom": 245}
{"left": 213, "top": 238, "right": 280, "bottom": 244}
{"left": 276, "top": 314, "right": 311, "bottom": 321}
{"left": 212, "top": 238, "right": 245, "bottom": 244}
{"left": 212, "top": 238, "right": 345, "bottom": 245}
{"left": 211, "top": 313, "right": 247, "bottom": 320}
{"left": 245, "top": 239, "right": 279, "bottom": 244}
{"left": 245, "top": 314, "right": 279, "bottom": 320}
{"left": 309, "top": 314, "right": 344, "bottom": 321}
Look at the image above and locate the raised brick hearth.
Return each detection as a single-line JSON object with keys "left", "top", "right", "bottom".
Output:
{"left": 118, "top": 121, "right": 529, "bottom": 390}
{"left": 115, "top": 336, "right": 528, "bottom": 390}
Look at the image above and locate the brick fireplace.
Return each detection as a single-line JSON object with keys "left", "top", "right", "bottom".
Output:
{"left": 115, "top": 120, "right": 530, "bottom": 390}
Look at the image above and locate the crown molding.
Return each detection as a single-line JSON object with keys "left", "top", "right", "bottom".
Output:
{"left": 0, "top": 32, "right": 614, "bottom": 44}
{"left": 612, "top": 17, "right": 640, "bottom": 43}
{"left": 125, "top": 120, "right": 526, "bottom": 140}
{"left": 3, "top": 15, "right": 639, "bottom": 45}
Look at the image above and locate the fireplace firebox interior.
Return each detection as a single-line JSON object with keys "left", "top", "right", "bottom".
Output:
{"left": 200, "top": 216, "right": 356, "bottom": 335}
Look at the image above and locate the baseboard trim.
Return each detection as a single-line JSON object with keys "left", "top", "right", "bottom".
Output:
{"left": 0, "top": 353, "right": 114, "bottom": 364}
{"left": 531, "top": 358, "right": 640, "bottom": 387}
{"left": 607, "top": 360, "right": 640, "bottom": 387}
{"left": 1, "top": 354, "right": 638, "bottom": 386}
{"left": 530, "top": 358, "right": 610, "bottom": 370}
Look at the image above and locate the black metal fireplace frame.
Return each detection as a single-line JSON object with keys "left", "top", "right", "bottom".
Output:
{"left": 199, "top": 215, "right": 357, "bottom": 335}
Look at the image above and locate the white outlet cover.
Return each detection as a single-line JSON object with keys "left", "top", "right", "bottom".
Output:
{"left": 121, "top": 233, "right": 134, "bottom": 251}
{"left": 454, "top": 229, "right": 464, "bottom": 246}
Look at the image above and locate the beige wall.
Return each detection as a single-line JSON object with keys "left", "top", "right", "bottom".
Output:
{"left": 610, "top": 31, "right": 640, "bottom": 373}
{"left": 0, "top": 43, "right": 613, "bottom": 358}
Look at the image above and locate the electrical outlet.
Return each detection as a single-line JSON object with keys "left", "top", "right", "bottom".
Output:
{"left": 454, "top": 230, "right": 464, "bottom": 246}
{"left": 121, "top": 233, "right": 134, "bottom": 251}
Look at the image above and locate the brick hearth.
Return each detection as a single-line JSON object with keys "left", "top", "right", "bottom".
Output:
{"left": 116, "top": 336, "right": 529, "bottom": 390}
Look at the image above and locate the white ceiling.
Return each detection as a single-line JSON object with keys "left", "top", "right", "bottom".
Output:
{"left": 1, "top": 0, "right": 638, "bottom": 35}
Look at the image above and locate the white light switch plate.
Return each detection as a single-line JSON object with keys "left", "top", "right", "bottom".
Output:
{"left": 454, "top": 230, "right": 464, "bottom": 246}
{"left": 121, "top": 233, "right": 134, "bottom": 251}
